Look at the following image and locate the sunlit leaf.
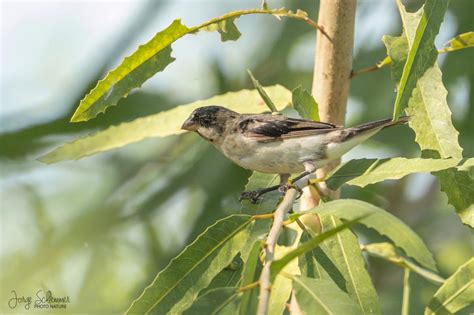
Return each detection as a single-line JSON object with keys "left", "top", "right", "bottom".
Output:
{"left": 247, "top": 70, "right": 278, "bottom": 112}
{"left": 183, "top": 287, "right": 241, "bottom": 315}
{"left": 200, "top": 256, "right": 243, "bottom": 297}
{"left": 125, "top": 214, "right": 253, "bottom": 315}
{"left": 438, "top": 31, "right": 474, "bottom": 53}
{"left": 425, "top": 258, "right": 474, "bottom": 315}
{"left": 292, "top": 85, "right": 320, "bottom": 121}
{"left": 293, "top": 276, "right": 363, "bottom": 315}
{"left": 201, "top": 18, "right": 241, "bottom": 41}
{"left": 325, "top": 158, "right": 461, "bottom": 190}
{"left": 319, "top": 215, "right": 380, "bottom": 315}
{"left": 392, "top": 0, "right": 449, "bottom": 119}
{"left": 41, "top": 85, "right": 291, "bottom": 163}
{"left": 302, "top": 199, "right": 437, "bottom": 271}
{"left": 363, "top": 242, "right": 444, "bottom": 284}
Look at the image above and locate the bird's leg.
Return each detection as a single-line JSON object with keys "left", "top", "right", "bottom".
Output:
{"left": 239, "top": 174, "right": 290, "bottom": 204}
{"left": 278, "top": 162, "right": 317, "bottom": 197}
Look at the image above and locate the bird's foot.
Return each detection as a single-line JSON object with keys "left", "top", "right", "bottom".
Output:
{"left": 239, "top": 190, "right": 265, "bottom": 204}
{"left": 278, "top": 181, "right": 303, "bottom": 197}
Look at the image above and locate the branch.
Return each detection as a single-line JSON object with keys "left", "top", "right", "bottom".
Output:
{"left": 256, "top": 188, "right": 298, "bottom": 315}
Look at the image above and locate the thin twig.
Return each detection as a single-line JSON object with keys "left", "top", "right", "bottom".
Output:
{"left": 237, "top": 280, "right": 260, "bottom": 292}
{"left": 256, "top": 188, "right": 298, "bottom": 315}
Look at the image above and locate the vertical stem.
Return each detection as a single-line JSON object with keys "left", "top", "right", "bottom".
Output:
{"left": 311, "top": 0, "right": 357, "bottom": 199}
{"left": 401, "top": 268, "right": 411, "bottom": 315}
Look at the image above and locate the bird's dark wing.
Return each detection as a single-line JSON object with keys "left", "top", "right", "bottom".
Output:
{"left": 239, "top": 115, "right": 341, "bottom": 141}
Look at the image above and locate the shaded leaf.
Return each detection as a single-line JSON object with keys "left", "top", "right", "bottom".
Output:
{"left": 239, "top": 241, "right": 262, "bottom": 315}
{"left": 325, "top": 158, "right": 460, "bottom": 190}
{"left": 425, "top": 258, "right": 474, "bottom": 315}
{"left": 363, "top": 242, "right": 444, "bottom": 284}
{"left": 41, "top": 85, "right": 291, "bottom": 163}
{"left": 439, "top": 31, "right": 474, "bottom": 53}
{"left": 200, "top": 255, "right": 243, "bottom": 297}
{"left": 320, "top": 215, "right": 380, "bottom": 315}
{"left": 392, "top": 0, "right": 449, "bottom": 119}
{"left": 303, "top": 199, "right": 437, "bottom": 271}
{"left": 293, "top": 276, "right": 363, "bottom": 315}
{"left": 183, "top": 287, "right": 241, "bottom": 315}
{"left": 71, "top": 19, "right": 189, "bottom": 122}
{"left": 125, "top": 215, "right": 253, "bottom": 315}
{"left": 270, "top": 217, "right": 363, "bottom": 276}
{"left": 292, "top": 85, "right": 320, "bottom": 121}
{"left": 247, "top": 70, "right": 278, "bottom": 112}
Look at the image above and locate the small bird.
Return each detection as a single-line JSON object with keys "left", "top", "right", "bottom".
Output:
{"left": 181, "top": 105, "right": 408, "bottom": 202}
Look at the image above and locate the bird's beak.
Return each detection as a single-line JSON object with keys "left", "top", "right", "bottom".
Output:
{"left": 181, "top": 118, "right": 198, "bottom": 131}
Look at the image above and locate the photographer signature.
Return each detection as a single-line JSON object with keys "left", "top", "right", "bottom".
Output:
{"left": 8, "top": 290, "right": 70, "bottom": 310}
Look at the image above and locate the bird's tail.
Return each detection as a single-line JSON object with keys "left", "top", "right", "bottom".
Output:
{"left": 345, "top": 116, "right": 409, "bottom": 139}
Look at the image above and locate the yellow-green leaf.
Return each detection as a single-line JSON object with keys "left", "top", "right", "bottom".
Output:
{"left": 292, "top": 85, "right": 320, "bottom": 121}
{"left": 439, "top": 31, "right": 474, "bottom": 53}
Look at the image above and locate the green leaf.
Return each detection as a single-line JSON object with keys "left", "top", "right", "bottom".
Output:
{"left": 240, "top": 171, "right": 281, "bottom": 215}
{"left": 125, "top": 214, "right": 253, "bottom": 315}
{"left": 305, "top": 199, "right": 437, "bottom": 271}
{"left": 71, "top": 19, "right": 189, "bottom": 122}
{"left": 325, "top": 158, "right": 461, "bottom": 190}
{"left": 270, "top": 217, "right": 363, "bottom": 277}
{"left": 392, "top": 0, "right": 449, "bottom": 119}
{"left": 292, "top": 85, "right": 320, "bottom": 121}
{"left": 319, "top": 215, "right": 381, "bottom": 315}
{"left": 247, "top": 70, "right": 278, "bottom": 112}
{"left": 239, "top": 241, "right": 262, "bottom": 315}
{"left": 363, "top": 242, "right": 444, "bottom": 284}
{"left": 202, "top": 18, "right": 241, "bottom": 41}
{"left": 439, "top": 31, "right": 474, "bottom": 53}
{"left": 41, "top": 85, "right": 291, "bottom": 163}
{"left": 200, "top": 256, "right": 243, "bottom": 297}
{"left": 425, "top": 258, "right": 474, "bottom": 315}
{"left": 183, "top": 287, "right": 241, "bottom": 315}
{"left": 293, "top": 276, "right": 363, "bottom": 315}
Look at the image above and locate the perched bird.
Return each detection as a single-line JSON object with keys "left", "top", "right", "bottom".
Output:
{"left": 181, "top": 105, "right": 408, "bottom": 202}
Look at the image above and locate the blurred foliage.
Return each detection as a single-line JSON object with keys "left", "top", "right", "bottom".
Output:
{"left": 1, "top": 0, "right": 473, "bottom": 314}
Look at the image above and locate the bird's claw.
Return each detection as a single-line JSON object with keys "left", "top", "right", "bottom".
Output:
{"left": 239, "top": 190, "right": 262, "bottom": 204}
{"left": 278, "top": 182, "right": 303, "bottom": 196}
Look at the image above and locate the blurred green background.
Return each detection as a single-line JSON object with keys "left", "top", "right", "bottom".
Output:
{"left": 1, "top": 0, "right": 472, "bottom": 314}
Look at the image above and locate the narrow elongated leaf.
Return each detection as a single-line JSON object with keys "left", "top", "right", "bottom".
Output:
{"left": 183, "top": 287, "right": 241, "bottom": 315}
{"left": 292, "top": 85, "right": 320, "bottom": 121}
{"left": 239, "top": 241, "right": 262, "bottom": 315}
{"left": 363, "top": 242, "right": 444, "bottom": 284}
{"left": 293, "top": 276, "right": 363, "bottom": 315}
{"left": 247, "top": 70, "right": 278, "bottom": 112}
{"left": 425, "top": 258, "right": 474, "bottom": 315}
{"left": 303, "top": 199, "right": 437, "bottom": 271}
{"left": 325, "top": 158, "right": 460, "bottom": 190}
{"left": 71, "top": 20, "right": 190, "bottom": 122}
{"left": 392, "top": 0, "right": 449, "bottom": 119}
{"left": 125, "top": 215, "right": 253, "bottom": 315}
{"left": 438, "top": 31, "right": 474, "bottom": 53}
{"left": 41, "top": 85, "right": 291, "bottom": 163}
{"left": 200, "top": 256, "right": 243, "bottom": 297}
{"left": 320, "top": 216, "right": 380, "bottom": 315}
{"left": 270, "top": 217, "right": 363, "bottom": 276}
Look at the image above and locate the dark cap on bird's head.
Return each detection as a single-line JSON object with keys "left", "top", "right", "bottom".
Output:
{"left": 181, "top": 105, "right": 236, "bottom": 131}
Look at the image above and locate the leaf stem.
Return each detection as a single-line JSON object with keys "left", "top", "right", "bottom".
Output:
{"left": 252, "top": 213, "right": 275, "bottom": 220}
{"left": 237, "top": 280, "right": 260, "bottom": 292}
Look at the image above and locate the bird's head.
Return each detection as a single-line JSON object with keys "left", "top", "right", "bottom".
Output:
{"left": 181, "top": 105, "right": 238, "bottom": 142}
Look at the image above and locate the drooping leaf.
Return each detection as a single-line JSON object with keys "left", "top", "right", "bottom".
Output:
{"left": 292, "top": 85, "right": 320, "bottom": 121}
{"left": 438, "top": 31, "right": 474, "bottom": 53}
{"left": 71, "top": 20, "right": 190, "bottom": 122}
{"left": 201, "top": 18, "right": 241, "bottom": 41}
{"left": 125, "top": 215, "right": 253, "bottom": 315}
{"left": 41, "top": 85, "right": 291, "bottom": 163}
{"left": 363, "top": 242, "right": 444, "bottom": 284}
{"left": 247, "top": 70, "right": 278, "bottom": 112}
{"left": 425, "top": 258, "right": 474, "bottom": 315}
{"left": 239, "top": 241, "right": 262, "bottom": 315}
{"left": 293, "top": 276, "right": 363, "bottom": 315}
{"left": 183, "top": 287, "right": 241, "bottom": 315}
{"left": 302, "top": 199, "right": 437, "bottom": 271}
{"left": 392, "top": 0, "right": 449, "bottom": 119}
{"left": 270, "top": 217, "right": 363, "bottom": 276}
{"left": 319, "top": 215, "right": 381, "bottom": 315}
{"left": 325, "top": 158, "right": 461, "bottom": 190}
